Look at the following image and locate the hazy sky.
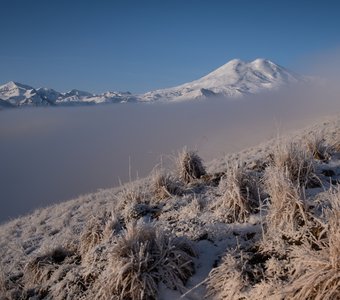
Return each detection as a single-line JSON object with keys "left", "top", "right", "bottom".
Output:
{"left": 1, "top": 0, "right": 340, "bottom": 93}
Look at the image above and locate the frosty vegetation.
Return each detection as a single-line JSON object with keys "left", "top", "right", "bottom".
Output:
{"left": 1, "top": 116, "right": 340, "bottom": 299}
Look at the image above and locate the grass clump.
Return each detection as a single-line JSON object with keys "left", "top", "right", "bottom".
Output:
{"left": 0, "top": 269, "right": 7, "bottom": 295}
{"left": 206, "top": 248, "right": 271, "bottom": 300}
{"left": 176, "top": 148, "right": 206, "bottom": 184}
{"left": 206, "top": 251, "right": 246, "bottom": 299}
{"left": 264, "top": 166, "right": 309, "bottom": 238}
{"left": 79, "top": 213, "right": 121, "bottom": 258}
{"left": 115, "top": 183, "right": 160, "bottom": 223}
{"left": 285, "top": 188, "right": 340, "bottom": 299}
{"left": 97, "top": 221, "right": 196, "bottom": 300}
{"left": 151, "top": 170, "right": 183, "bottom": 199}
{"left": 24, "top": 246, "right": 74, "bottom": 285}
{"left": 213, "top": 163, "right": 259, "bottom": 223}
{"left": 306, "top": 133, "right": 332, "bottom": 161}
{"left": 270, "top": 141, "right": 316, "bottom": 187}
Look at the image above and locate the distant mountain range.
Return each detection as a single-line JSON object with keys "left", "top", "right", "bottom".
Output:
{"left": 0, "top": 59, "right": 305, "bottom": 108}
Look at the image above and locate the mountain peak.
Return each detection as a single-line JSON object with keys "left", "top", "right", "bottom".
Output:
{"left": 225, "top": 58, "right": 244, "bottom": 65}
{"left": 141, "top": 58, "right": 302, "bottom": 102}
{"left": 63, "top": 89, "right": 94, "bottom": 98}
{"left": 0, "top": 58, "right": 304, "bottom": 107}
{"left": 0, "top": 81, "right": 35, "bottom": 91}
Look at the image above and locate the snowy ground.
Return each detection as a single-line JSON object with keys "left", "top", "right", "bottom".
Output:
{"left": 0, "top": 115, "right": 340, "bottom": 299}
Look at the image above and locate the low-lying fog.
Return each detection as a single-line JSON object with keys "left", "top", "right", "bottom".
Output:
{"left": 1, "top": 87, "right": 339, "bottom": 223}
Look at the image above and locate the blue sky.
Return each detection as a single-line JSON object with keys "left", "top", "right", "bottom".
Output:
{"left": 1, "top": 0, "right": 340, "bottom": 93}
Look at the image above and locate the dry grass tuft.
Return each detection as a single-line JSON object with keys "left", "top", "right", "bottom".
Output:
{"left": 0, "top": 269, "right": 7, "bottom": 294}
{"left": 24, "top": 246, "right": 74, "bottom": 285}
{"left": 117, "top": 183, "right": 147, "bottom": 206}
{"left": 213, "top": 163, "right": 259, "bottom": 223}
{"left": 306, "top": 133, "right": 332, "bottom": 161}
{"left": 207, "top": 249, "right": 270, "bottom": 299}
{"left": 97, "top": 221, "right": 196, "bottom": 300}
{"left": 79, "top": 213, "right": 121, "bottom": 258}
{"left": 333, "top": 141, "right": 340, "bottom": 152}
{"left": 122, "top": 201, "right": 161, "bottom": 223}
{"left": 263, "top": 166, "right": 311, "bottom": 246}
{"left": 270, "top": 141, "right": 316, "bottom": 187}
{"left": 285, "top": 188, "right": 340, "bottom": 300}
{"left": 151, "top": 170, "right": 183, "bottom": 199}
{"left": 115, "top": 183, "right": 162, "bottom": 223}
{"left": 206, "top": 251, "right": 246, "bottom": 299}
{"left": 176, "top": 148, "right": 206, "bottom": 184}
{"left": 259, "top": 165, "right": 316, "bottom": 259}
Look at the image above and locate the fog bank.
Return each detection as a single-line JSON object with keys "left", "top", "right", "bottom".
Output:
{"left": 0, "top": 88, "right": 339, "bottom": 223}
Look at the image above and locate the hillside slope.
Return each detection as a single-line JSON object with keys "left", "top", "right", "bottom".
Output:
{"left": 1, "top": 115, "right": 340, "bottom": 299}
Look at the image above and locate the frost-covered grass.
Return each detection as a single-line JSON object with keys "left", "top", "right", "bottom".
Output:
{"left": 285, "top": 188, "right": 340, "bottom": 300}
{"left": 96, "top": 221, "right": 196, "bottom": 300}
{"left": 269, "top": 140, "right": 317, "bottom": 187}
{"left": 176, "top": 148, "right": 206, "bottom": 184}
{"left": 211, "top": 162, "right": 259, "bottom": 223}
{"left": 306, "top": 132, "right": 333, "bottom": 161}
{"left": 1, "top": 115, "right": 340, "bottom": 299}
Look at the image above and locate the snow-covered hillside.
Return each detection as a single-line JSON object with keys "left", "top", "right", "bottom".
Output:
{"left": 0, "top": 114, "right": 339, "bottom": 299}
{"left": 0, "top": 59, "right": 304, "bottom": 108}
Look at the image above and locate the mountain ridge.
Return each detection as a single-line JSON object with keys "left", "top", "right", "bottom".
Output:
{"left": 0, "top": 58, "right": 304, "bottom": 108}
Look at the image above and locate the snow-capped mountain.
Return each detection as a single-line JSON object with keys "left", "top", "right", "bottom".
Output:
{"left": 0, "top": 82, "right": 137, "bottom": 108}
{"left": 0, "top": 59, "right": 305, "bottom": 108}
{"left": 0, "top": 81, "right": 50, "bottom": 106}
{"left": 141, "top": 58, "right": 303, "bottom": 102}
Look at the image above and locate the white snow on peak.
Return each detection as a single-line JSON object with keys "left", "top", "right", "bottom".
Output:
{"left": 141, "top": 58, "right": 302, "bottom": 102}
{"left": 0, "top": 58, "right": 305, "bottom": 108}
{"left": 0, "top": 81, "right": 34, "bottom": 99}
{"left": 0, "top": 81, "right": 44, "bottom": 106}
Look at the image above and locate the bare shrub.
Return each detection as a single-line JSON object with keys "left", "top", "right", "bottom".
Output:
{"left": 96, "top": 221, "right": 196, "bottom": 300}
{"left": 176, "top": 148, "right": 206, "bottom": 184}
{"left": 270, "top": 141, "right": 316, "bottom": 186}
{"left": 212, "top": 163, "right": 259, "bottom": 223}
{"left": 285, "top": 189, "right": 340, "bottom": 299}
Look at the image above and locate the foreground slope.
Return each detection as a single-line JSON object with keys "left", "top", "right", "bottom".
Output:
{"left": 1, "top": 115, "right": 340, "bottom": 299}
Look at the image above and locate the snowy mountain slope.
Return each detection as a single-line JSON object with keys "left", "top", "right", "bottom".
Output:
{"left": 0, "top": 59, "right": 305, "bottom": 107}
{"left": 56, "top": 90, "right": 138, "bottom": 104}
{"left": 141, "top": 58, "right": 303, "bottom": 102}
{"left": 0, "top": 81, "right": 50, "bottom": 106}
{"left": 0, "top": 82, "right": 137, "bottom": 107}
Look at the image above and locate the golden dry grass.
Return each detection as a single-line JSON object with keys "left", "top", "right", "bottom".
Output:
{"left": 96, "top": 221, "right": 196, "bottom": 300}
